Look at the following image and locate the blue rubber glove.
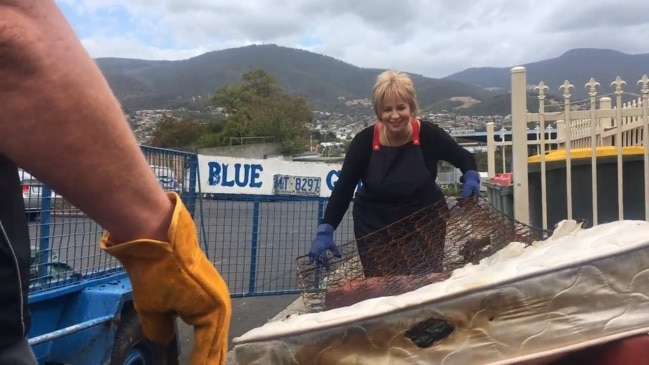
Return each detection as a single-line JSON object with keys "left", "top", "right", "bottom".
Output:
{"left": 308, "top": 223, "right": 341, "bottom": 270}
{"left": 461, "top": 170, "right": 481, "bottom": 198}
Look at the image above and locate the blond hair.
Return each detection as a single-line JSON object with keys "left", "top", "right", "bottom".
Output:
{"left": 372, "top": 70, "right": 418, "bottom": 118}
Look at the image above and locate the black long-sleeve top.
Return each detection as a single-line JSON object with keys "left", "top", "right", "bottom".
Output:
{"left": 322, "top": 120, "right": 478, "bottom": 229}
{"left": 0, "top": 155, "right": 32, "bottom": 350}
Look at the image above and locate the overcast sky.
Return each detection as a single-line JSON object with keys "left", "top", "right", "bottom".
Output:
{"left": 56, "top": 0, "right": 649, "bottom": 78}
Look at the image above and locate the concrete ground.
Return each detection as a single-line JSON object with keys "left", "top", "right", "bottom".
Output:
{"left": 177, "top": 294, "right": 301, "bottom": 364}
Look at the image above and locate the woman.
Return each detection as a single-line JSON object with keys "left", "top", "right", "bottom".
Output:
{"left": 308, "top": 70, "right": 480, "bottom": 277}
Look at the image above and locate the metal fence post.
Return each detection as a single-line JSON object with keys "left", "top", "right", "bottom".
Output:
{"left": 185, "top": 154, "right": 199, "bottom": 218}
{"left": 640, "top": 75, "right": 649, "bottom": 220}
{"left": 511, "top": 66, "right": 530, "bottom": 225}
{"left": 486, "top": 122, "right": 496, "bottom": 178}
{"left": 37, "top": 186, "right": 53, "bottom": 280}
{"left": 560, "top": 81, "right": 574, "bottom": 220}
{"left": 535, "top": 82, "right": 549, "bottom": 230}
{"left": 247, "top": 197, "right": 260, "bottom": 294}
{"left": 313, "top": 199, "right": 328, "bottom": 291}
{"left": 317, "top": 199, "right": 326, "bottom": 222}
{"left": 586, "top": 78, "right": 601, "bottom": 225}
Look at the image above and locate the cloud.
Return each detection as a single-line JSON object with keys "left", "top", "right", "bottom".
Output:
{"left": 80, "top": 36, "right": 210, "bottom": 60}
{"left": 546, "top": 1, "right": 649, "bottom": 31}
{"left": 56, "top": 0, "right": 649, "bottom": 78}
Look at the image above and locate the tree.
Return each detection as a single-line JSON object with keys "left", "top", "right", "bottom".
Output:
{"left": 150, "top": 114, "right": 208, "bottom": 148}
{"left": 210, "top": 69, "right": 312, "bottom": 154}
{"left": 193, "top": 120, "right": 227, "bottom": 148}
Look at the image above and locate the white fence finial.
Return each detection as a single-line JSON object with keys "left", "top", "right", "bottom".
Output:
{"left": 535, "top": 81, "right": 549, "bottom": 100}
{"left": 586, "top": 77, "right": 601, "bottom": 97}
{"left": 560, "top": 80, "right": 574, "bottom": 98}
{"left": 611, "top": 76, "right": 626, "bottom": 95}
{"left": 639, "top": 75, "right": 649, "bottom": 95}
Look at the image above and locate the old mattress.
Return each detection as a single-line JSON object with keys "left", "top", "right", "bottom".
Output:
{"left": 232, "top": 220, "right": 649, "bottom": 364}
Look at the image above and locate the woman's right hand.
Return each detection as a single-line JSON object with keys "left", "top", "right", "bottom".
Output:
{"left": 308, "top": 223, "right": 341, "bottom": 270}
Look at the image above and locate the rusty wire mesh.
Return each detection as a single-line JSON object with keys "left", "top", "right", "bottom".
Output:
{"left": 296, "top": 197, "right": 550, "bottom": 313}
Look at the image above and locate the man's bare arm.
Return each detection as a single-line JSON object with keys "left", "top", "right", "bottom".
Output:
{"left": 0, "top": 1, "right": 173, "bottom": 243}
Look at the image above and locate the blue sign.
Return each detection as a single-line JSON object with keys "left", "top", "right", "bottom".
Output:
{"left": 198, "top": 155, "right": 350, "bottom": 196}
{"left": 326, "top": 170, "right": 340, "bottom": 191}
{"left": 208, "top": 162, "right": 263, "bottom": 188}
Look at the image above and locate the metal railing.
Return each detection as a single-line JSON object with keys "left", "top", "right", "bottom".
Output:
{"left": 486, "top": 67, "right": 649, "bottom": 230}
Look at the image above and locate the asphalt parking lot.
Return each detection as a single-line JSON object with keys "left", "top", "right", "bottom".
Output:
{"left": 177, "top": 294, "right": 300, "bottom": 364}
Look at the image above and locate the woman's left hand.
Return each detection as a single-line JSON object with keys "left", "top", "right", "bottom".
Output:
{"left": 461, "top": 170, "right": 481, "bottom": 198}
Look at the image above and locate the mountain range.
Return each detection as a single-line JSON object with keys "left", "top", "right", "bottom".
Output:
{"left": 95, "top": 45, "right": 649, "bottom": 115}
{"left": 445, "top": 48, "right": 649, "bottom": 103}
{"left": 96, "top": 44, "right": 491, "bottom": 114}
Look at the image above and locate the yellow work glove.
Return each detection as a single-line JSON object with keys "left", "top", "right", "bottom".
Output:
{"left": 100, "top": 192, "right": 232, "bottom": 365}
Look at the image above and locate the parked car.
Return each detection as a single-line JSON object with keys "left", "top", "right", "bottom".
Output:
{"left": 18, "top": 169, "right": 43, "bottom": 221}
{"left": 183, "top": 166, "right": 195, "bottom": 193}
{"left": 151, "top": 165, "right": 180, "bottom": 193}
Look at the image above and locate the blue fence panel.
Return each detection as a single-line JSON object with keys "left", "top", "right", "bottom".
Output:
{"left": 195, "top": 194, "right": 355, "bottom": 297}
{"left": 25, "top": 179, "right": 117, "bottom": 296}
{"left": 26, "top": 145, "right": 353, "bottom": 300}
{"left": 27, "top": 146, "right": 199, "bottom": 297}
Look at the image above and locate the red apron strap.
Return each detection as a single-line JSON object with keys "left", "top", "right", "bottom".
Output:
{"left": 372, "top": 122, "right": 381, "bottom": 150}
{"left": 411, "top": 119, "right": 421, "bottom": 145}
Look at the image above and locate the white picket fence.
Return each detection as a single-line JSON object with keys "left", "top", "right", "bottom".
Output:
{"left": 486, "top": 67, "right": 649, "bottom": 230}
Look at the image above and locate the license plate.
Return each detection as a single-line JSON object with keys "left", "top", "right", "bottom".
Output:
{"left": 273, "top": 174, "right": 321, "bottom": 196}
